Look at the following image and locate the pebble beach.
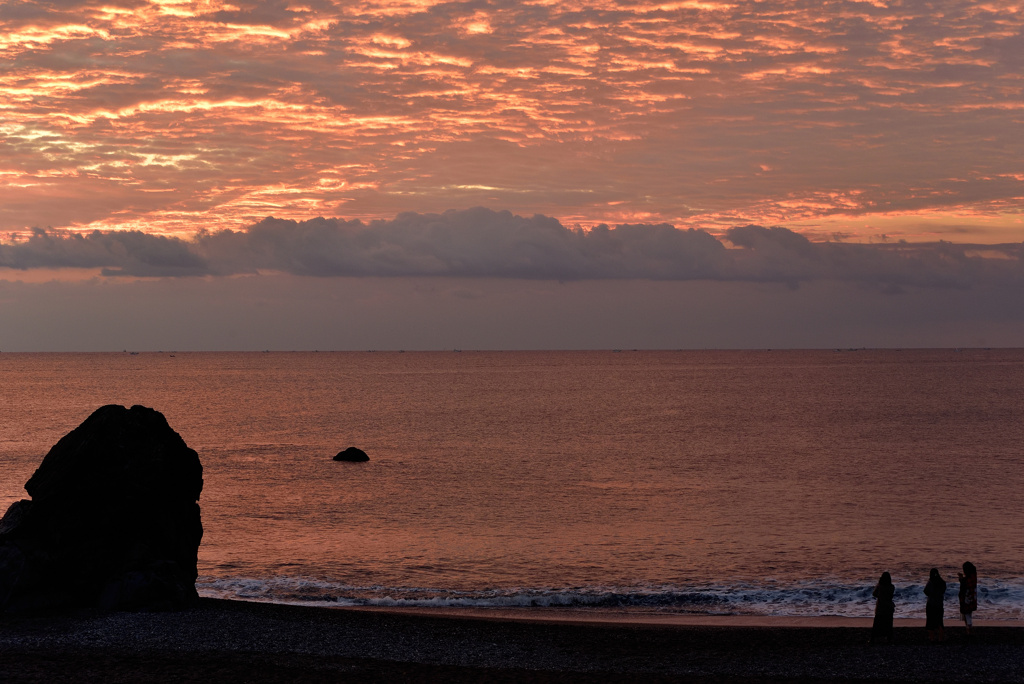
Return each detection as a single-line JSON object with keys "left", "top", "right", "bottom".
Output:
{"left": 2, "top": 599, "right": 1023, "bottom": 683}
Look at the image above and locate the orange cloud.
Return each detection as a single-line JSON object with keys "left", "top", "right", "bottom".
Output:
{"left": 0, "top": 0, "right": 1021, "bottom": 244}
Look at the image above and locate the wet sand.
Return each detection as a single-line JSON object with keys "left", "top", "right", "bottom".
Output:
{"left": 1, "top": 598, "right": 1022, "bottom": 682}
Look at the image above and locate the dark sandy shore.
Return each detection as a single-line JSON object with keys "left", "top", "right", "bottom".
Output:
{"left": 1, "top": 599, "right": 1022, "bottom": 683}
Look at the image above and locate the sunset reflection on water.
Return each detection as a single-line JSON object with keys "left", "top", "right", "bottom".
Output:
{"left": 1, "top": 350, "right": 1022, "bottom": 616}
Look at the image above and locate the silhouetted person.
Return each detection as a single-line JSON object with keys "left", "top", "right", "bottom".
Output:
{"left": 870, "top": 572, "right": 895, "bottom": 645}
{"left": 958, "top": 561, "right": 978, "bottom": 640}
{"left": 924, "top": 568, "right": 946, "bottom": 643}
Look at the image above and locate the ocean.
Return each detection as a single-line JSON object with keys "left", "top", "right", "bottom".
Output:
{"left": 1, "top": 349, "right": 1022, "bottom": 619}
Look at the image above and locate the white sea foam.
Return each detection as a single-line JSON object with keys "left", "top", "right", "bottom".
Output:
{"left": 196, "top": 576, "right": 1024, "bottom": 620}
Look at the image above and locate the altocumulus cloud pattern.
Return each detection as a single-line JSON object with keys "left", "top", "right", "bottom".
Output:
{"left": 3, "top": 0, "right": 1024, "bottom": 237}
{"left": 1, "top": 208, "right": 1020, "bottom": 290}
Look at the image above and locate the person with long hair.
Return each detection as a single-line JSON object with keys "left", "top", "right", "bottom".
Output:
{"left": 958, "top": 561, "right": 978, "bottom": 640}
{"left": 870, "top": 571, "right": 896, "bottom": 645}
{"left": 923, "top": 568, "right": 947, "bottom": 643}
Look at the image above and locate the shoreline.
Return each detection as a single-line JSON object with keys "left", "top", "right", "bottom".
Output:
{"left": 3, "top": 598, "right": 1023, "bottom": 682}
{"left": 336, "top": 603, "right": 1022, "bottom": 628}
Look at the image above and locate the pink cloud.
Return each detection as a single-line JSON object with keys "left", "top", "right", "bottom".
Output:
{"left": 0, "top": 0, "right": 1021, "bottom": 241}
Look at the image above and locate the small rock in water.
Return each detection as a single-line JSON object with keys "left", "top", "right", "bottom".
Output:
{"left": 0, "top": 404, "right": 203, "bottom": 613}
{"left": 333, "top": 447, "right": 369, "bottom": 462}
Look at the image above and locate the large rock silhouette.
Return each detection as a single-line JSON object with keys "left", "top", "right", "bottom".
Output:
{"left": 0, "top": 405, "right": 203, "bottom": 612}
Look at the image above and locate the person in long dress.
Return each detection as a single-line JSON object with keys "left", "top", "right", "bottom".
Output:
{"left": 923, "top": 568, "right": 946, "bottom": 643}
{"left": 958, "top": 561, "right": 978, "bottom": 640}
{"left": 870, "top": 572, "right": 896, "bottom": 645}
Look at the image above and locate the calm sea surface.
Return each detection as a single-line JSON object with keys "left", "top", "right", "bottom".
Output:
{"left": 1, "top": 350, "right": 1022, "bottom": 619}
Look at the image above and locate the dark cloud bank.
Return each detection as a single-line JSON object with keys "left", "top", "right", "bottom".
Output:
{"left": 2, "top": 208, "right": 1020, "bottom": 290}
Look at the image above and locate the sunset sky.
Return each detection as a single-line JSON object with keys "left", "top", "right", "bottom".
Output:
{"left": 1, "top": 0, "right": 1022, "bottom": 350}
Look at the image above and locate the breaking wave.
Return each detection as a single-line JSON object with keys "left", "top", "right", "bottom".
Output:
{"left": 196, "top": 576, "right": 1024, "bottom": 620}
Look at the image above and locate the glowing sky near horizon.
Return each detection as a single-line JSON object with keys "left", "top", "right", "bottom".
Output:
{"left": 3, "top": 0, "right": 1023, "bottom": 244}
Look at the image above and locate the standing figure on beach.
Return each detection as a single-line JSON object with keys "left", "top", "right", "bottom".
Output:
{"left": 923, "top": 568, "right": 946, "bottom": 643}
{"left": 870, "top": 572, "right": 896, "bottom": 645}
{"left": 958, "top": 562, "right": 978, "bottom": 639}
